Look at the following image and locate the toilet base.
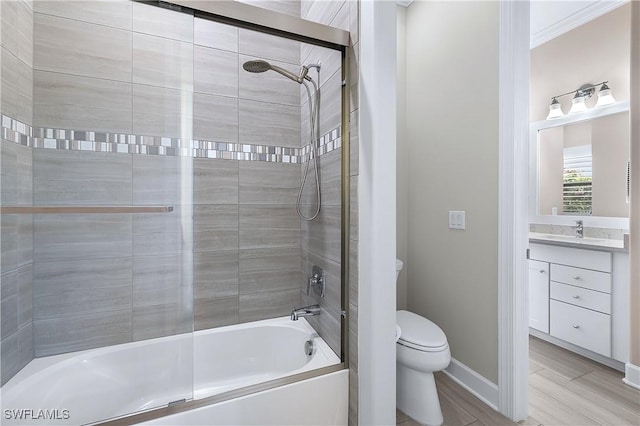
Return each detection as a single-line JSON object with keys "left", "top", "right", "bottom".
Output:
{"left": 397, "top": 363, "right": 443, "bottom": 426}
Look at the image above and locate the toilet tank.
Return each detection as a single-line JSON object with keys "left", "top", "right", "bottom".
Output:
{"left": 396, "top": 259, "right": 404, "bottom": 281}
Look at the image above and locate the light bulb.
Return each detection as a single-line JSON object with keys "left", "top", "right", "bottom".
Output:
{"left": 595, "top": 83, "right": 615, "bottom": 107}
{"left": 546, "top": 98, "right": 564, "bottom": 120}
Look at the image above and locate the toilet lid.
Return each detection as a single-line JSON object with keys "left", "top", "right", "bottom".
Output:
{"left": 396, "top": 310, "right": 447, "bottom": 350}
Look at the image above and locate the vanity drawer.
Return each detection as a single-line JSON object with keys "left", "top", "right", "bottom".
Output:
{"left": 550, "top": 282, "right": 611, "bottom": 314}
{"left": 550, "top": 300, "right": 611, "bottom": 357}
{"left": 550, "top": 264, "right": 611, "bottom": 293}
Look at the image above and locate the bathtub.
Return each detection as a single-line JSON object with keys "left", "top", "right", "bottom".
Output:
{"left": 1, "top": 317, "right": 341, "bottom": 425}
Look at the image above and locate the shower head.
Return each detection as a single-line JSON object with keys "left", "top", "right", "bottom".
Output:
{"left": 242, "top": 59, "right": 271, "bottom": 73}
{"left": 242, "top": 59, "right": 306, "bottom": 84}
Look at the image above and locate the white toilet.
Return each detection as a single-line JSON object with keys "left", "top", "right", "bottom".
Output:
{"left": 395, "top": 259, "right": 451, "bottom": 426}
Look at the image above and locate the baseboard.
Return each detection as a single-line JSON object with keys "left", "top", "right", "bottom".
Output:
{"left": 443, "top": 358, "right": 499, "bottom": 410}
{"left": 623, "top": 363, "right": 640, "bottom": 390}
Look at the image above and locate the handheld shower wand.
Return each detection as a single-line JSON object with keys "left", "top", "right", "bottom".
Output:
{"left": 242, "top": 59, "right": 322, "bottom": 221}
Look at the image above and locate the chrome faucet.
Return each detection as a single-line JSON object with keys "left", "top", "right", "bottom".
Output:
{"left": 575, "top": 220, "right": 584, "bottom": 239}
{"left": 291, "top": 304, "right": 320, "bottom": 321}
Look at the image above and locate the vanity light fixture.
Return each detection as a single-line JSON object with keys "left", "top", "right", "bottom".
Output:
{"left": 546, "top": 97, "right": 564, "bottom": 120}
{"left": 595, "top": 82, "right": 616, "bottom": 107}
{"left": 545, "top": 81, "right": 614, "bottom": 120}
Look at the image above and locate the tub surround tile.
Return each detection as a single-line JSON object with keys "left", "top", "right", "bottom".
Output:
{"left": 239, "top": 161, "right": 299, "bottom": 204}
{"left": 303, "top": 205, "right": 341, "bottom": 263}
{"left": 1, "top": 49, "right": 20, "bottom": 119}
{"left": 194, "top": 46, "right": 238, "bottom": 97}
{"left": 1, "top": 140, "right": 19, "bottom": 205}
{"left": 133, "top": 207, "right": 188, "bottom": 257}
{"left": 239, "top": 99, "right": 300, "bottom": 147}
{"left": 34, "top": 149, "right": 132, "bottom": 206}
{"left": 133, "top": 155, "right": 187, "bottom": 205}
{"left": 1, "top": 215, "right": 18, "bottom": 273}
{"left": 17, "top": 265, "right": 33, "bottom": 329}
{"left": 193, "top": 204, "right": 239, "bottom": 253}
{"left": 300, "top": 43, "right": 341, "bottom": 89}
{"left": 34, "top": 13, "right": 131, "bottom": 82}
{"left": 350, "top": 177, "right": 358, "bottom": 241}
{"left": 194, "top": 18, "right": 238, "bottom": 52}
{"left": 34, "top": 70, "right": 132, "bottom": 133}
{"left": 133, "top": 304, "right": 192, "bottom": 341}
{"left": 194, "top": 251, "right": 239, "bottom": 299}
{"left": 1, "top": 332, "right": 19, "bottom": 386}
{"left": 349, "top": 42, "right": 359, "bottom": 113}
{"left": 18, "top": 322, "right": 33, "bottom": 372}
{"left": 1, "top": 269, "right": 18, "bottom": 340}
{"left": 302, "top": 0, "right": 343, "bottom": 25}
{"left": 17, "top": 2, "right": 33, "bottom": 68}
{"left": 238, "top": 55, "right": 300, "bottom": 106}
{"left": 33, "top": 308, "right": 132, "bottom": 357}
{"left": 193, "top": 158, "right": 239, "bottom": 204}
{"left": 193, "top": 93, "right": 238, "bottom": 142}
{"left": 1, "top": 1, "right": 20, "bottom": 58}
{"left": 238, "top": 28, "right": 300, "bottom": 66}
{"left": 350, "top": 109, "right": 359, "bottom": 176}
{"left": 238, "top": 0, "right": 300, "bottom": 17}
{"left": 133, "top": 254, "right": 187, "bottom": 307}
{"left": 16, "top": 139, "right": 33, "bottom": 205}
{"left": 34, "top": 214, "right": 132, "bottom": 262}
{"left": 132, "top": 33, "right": 194, "bottom": 91}
{"left": 319, "top": 71, "right": 342, "bottom": 137}
{"left": 33, "top": 0, "right": 132, "bottom": 31}
{"left": 133, "top": 85, "right": 193, "bottom": 139}
{"left": 195, "top": 296, "right": 239, "bottom": 330}
{"left": 238, "top": 288, "right": 300, "bottom": 323}
{"left": 239, "top": 247, "right": 301, "bottom": 294}
{"left": 319, "top": 149, "right": 342, "bottom": 206}
{"left": 349, "top": 239, "right": 358, "bottom": 305}
{"left": 17, "top": 60, "right": 33, "bottom": 126}
{"left": 33, "top": 257, "right": 133, "bottom": 320}
{"left": 132, "top": 1, "right": 193, "bottom": 42}
{"left": 239, "top": 205, "right": 300, "bottom": 249}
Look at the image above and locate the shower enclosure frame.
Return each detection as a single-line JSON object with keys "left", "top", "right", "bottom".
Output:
{"left": 97, "top": 1, "right": 352, "bottom": 424}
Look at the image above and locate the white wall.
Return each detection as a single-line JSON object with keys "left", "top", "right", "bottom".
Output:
{"left": 396, "top": 5, "right": 408, "bottom": 310}
{"left": 403, "top": 0, "right": 500, "bottom": 383}
{"left": 358, "top": 1, "right": 397, "bottom": 424}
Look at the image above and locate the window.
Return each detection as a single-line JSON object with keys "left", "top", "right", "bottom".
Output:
{"left": 563, "top": 145, "right": 592, "bottom": 214}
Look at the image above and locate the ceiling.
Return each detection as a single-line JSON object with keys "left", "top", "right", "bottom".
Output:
{"left": 398, "top": 0, "right": 628, "bottom": 48}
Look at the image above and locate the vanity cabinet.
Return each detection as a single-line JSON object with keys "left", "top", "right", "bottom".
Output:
{"left": 529, "top": 242, "right": 629, "bottom": 365}
{"left": 528, "top": 260, "right": 549, "bottom": 333}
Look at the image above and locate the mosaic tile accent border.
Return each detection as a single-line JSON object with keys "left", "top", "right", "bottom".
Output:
{"left": 1, "top": 115, "right": 342, "bottom": 164}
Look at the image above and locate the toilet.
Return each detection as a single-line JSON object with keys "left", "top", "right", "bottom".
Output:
{"left": 395, "top": 259, "right": 451, "bottom": 426}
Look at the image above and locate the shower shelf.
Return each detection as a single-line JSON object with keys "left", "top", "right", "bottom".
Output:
{"left": 0, "top": 206, "right": 174, "bottom": 214}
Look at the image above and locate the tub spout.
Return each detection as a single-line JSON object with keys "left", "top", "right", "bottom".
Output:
{"left": 291, "top": 304, "right": 320, "bottom": 321}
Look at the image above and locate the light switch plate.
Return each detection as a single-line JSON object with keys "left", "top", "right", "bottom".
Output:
{"left": 448, "top": 211, "right": 466, "bottom": 230}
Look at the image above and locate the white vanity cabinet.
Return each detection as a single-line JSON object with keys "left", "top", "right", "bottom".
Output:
{"left": 529, "top": 242, "right": 629, "bottom": 365}
{"left": 528, "top": 260, "right": 549, "bottom": 333}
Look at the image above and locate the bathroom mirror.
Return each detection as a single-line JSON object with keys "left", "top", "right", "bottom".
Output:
{"left": 529, "top": 101, "right": 630, "bottom": 227}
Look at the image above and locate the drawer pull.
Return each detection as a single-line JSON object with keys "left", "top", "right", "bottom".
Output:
{"left": 572, "top": 295, "right": 580, "bottom": 299}
{"left": 572, "top": 324, "right": 580, "bottom": 329}
{"left": 573, "top": 275, "right": 580, "bottom": 280}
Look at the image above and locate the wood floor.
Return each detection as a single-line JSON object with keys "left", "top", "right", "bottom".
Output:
{"left": 397, "top": 336, "right": 640, "bottom": 426}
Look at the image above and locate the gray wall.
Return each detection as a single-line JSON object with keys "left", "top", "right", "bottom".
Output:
{"left": 402, "top": 0, "right": 500, "bottom": 384}
{"left": 1, "top": 0, "right": 34, "bottom": 386}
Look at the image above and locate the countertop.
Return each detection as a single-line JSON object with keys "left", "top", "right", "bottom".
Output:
{"left": 529, "top": 232, "right": 628, "bottom": 253}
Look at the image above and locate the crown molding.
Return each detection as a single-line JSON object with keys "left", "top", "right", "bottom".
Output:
{"left": 531, "top": 0, "right": 628, "bottom": 49}
{"left": 397, "top": 0, "right": 413, "bottom": 8}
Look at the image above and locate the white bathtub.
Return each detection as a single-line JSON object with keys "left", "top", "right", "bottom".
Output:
{"left": 1, "top": 317, "right": 341, "bottom": 425}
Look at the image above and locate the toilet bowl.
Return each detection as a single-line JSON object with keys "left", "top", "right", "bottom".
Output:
{"left": 395, "top": 259, "right": 451, "bottom": 426}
